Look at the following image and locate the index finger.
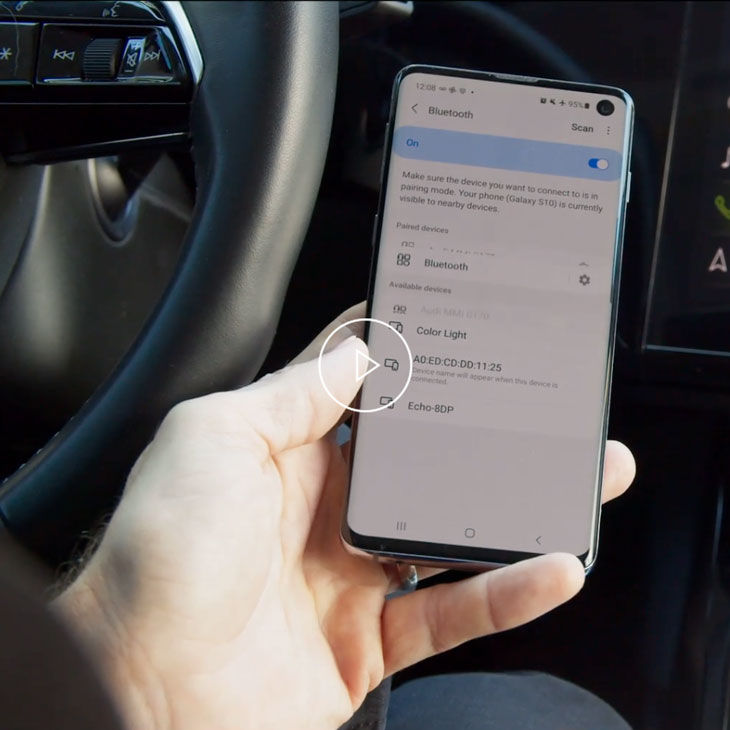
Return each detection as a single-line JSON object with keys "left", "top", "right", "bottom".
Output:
{"left": 381, "top": 553, "right": 584, "bottom": 677}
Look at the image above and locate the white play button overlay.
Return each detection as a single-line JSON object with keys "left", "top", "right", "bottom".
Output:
{"left": 318, "top": 317, "right": 413, "bottom": 414}
{"left": 355, "top": 349, "right": 380, "bottom": 382}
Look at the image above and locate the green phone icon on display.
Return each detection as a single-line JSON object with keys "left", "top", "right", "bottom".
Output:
{"left": 714, "top": 194, "right": 730, "bottom": 220}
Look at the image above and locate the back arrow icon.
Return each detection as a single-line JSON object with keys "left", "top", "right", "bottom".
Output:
{"left": 411, "top": 103, "right": 418, "bottom": 114}
{"left": 535, "top": 536, "right": 542, "bottom": 545}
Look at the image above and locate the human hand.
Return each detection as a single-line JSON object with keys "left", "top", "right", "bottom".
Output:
{"left": 54, "top": 307, "right": 635, "bottom": 730}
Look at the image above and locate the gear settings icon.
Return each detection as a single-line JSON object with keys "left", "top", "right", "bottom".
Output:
{"left": 578, "top": 273, "right": 591, "bottom": 286}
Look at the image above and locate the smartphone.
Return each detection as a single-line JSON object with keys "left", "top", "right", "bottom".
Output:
{"left": 342, "top": 65, "right": 634, "bottom": 571}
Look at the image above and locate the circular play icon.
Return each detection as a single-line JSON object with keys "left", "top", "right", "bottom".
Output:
{"left": 318, "top": 318, "right": 413, "bottom": 414}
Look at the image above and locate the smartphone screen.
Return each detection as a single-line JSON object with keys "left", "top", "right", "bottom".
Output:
{"left": 345, "top": 67, "right": 633, "bottom": 568}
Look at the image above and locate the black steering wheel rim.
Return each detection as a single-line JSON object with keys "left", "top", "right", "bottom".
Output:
{"left": 0, "top": 0, "right": 340, "bottom": 564}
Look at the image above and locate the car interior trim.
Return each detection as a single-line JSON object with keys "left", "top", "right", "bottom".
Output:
{"left": 162, "top": 1, "right": 203, "bottom": 86}
{"left": 640, "top": 2, "right": 690, "bottom": 353}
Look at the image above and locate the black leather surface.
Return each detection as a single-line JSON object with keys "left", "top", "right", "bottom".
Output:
{"left": 0, "top": 1, "right": 339, "bottom": 564}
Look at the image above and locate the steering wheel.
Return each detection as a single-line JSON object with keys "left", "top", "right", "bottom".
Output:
{"left": 0, "top": 1, "right": 339, "bottom": 564}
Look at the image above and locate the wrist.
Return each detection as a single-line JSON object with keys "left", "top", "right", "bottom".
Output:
{"left": 52, "top": 566, "right": 169, "bottom": 730}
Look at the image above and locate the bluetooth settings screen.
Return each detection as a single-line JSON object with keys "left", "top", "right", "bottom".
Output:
{"left": 347, "top": 71, "right": 628, "bottom": 557}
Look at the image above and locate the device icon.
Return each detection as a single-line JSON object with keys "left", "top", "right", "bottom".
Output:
{"left": 389, "top": 320, "right": 404, "bottom": 333}
{"left": 384, "top": 358, "right": 399, "bottom": 372}
{"left": 379, "top": 396, "right": 395, "bottom": 409}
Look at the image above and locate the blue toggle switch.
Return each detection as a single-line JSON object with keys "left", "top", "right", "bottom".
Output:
{"left": 588, "top": 157, "right": 609, "bottom": 170}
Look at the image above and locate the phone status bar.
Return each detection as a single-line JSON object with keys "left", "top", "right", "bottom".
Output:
{"left": 415, "top": 80, "right": 475, "bottom": 95}
{"left": 413, "top": 80, "right": 591, "bottom": 109}
{"left": 541, "top": 97, "right": 590, "bottom": 109}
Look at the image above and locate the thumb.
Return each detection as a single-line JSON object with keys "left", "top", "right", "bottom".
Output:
{"left": 237, "top": 336, "right": 365, "bottom": 455}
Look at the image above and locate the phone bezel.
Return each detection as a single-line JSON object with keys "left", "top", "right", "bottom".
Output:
{"left": 342, "top": 64, "right": 635, "bottom": 572}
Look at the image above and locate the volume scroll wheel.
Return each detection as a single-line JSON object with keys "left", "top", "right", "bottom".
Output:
{"left": 82, "top": 38, "right": 122, "bottom": 81}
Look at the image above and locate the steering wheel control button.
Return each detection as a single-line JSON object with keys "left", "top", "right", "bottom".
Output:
{"left": 37, "top": 25, "right": 89, "bottom": 82}
{"left": 319, "top": 318, "right": 413, "bottom": 414}
{"left": 82, "top": 37, "right": 122, "bottom": 80}
{"left": 117, "top": 32, "right": 178, "bottom": 83}
{"left": 35, "top": 25, "right": 185, "bottom": 86}
{"left": 0, "top": 22, "right": 38, "bottom": 84}
{"left": 134, "top": 31, "right": 176, "bottom": 82}
{"left": 118, "top": 36, "right": 145, "bottom": 78}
